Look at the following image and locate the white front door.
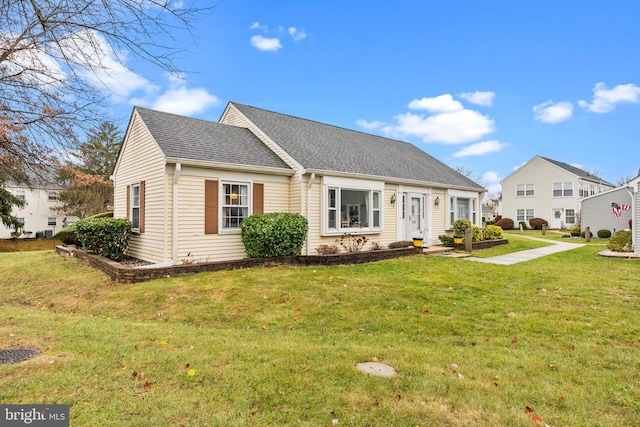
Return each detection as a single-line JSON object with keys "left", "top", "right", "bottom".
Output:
{"left": 551, "top": 208, "right": 563, "bottom": 229}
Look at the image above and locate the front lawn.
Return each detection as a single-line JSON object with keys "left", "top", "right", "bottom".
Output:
{"left": 1, "top": 248, "right": 639, "bottom": 426}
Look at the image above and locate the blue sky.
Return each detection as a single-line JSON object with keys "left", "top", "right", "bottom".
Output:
{"left": 101, "top": 1, "right": 640, "bottom": 197}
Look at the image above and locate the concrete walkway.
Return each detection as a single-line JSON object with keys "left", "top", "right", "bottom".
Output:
{"left": 461, "top": 235, "right": 586, "bottom": 265}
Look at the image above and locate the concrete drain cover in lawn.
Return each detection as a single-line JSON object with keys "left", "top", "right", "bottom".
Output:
{"left": 0, "top": 349, "right": 41, "bottom": 365}
{"left": 355, "top": 362, "right": 397, "bottom": 377}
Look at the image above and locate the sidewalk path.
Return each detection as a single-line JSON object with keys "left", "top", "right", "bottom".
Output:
{"left": 462, "top": 235, "right": 585, "bottom": 265}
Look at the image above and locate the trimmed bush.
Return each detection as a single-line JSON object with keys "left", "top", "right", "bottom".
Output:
{"left": 518, "top": 221, "right": 528, "bottom": 230}
{"left": 597, "top": 229, "right": 612, "bottom": 239}
{"left": 483, "top": 225, "right": 504, "bottom": 240}
{"left": 608, "top": 230, "right": 632, "bottom": 252}
{"left": 529, "top": 217, "right": 548, "bottom": 230}
{"left": 452, "top": 219, "right": 472, "bottom": 236}
{"left": 240, "top": 212, "right": 308, "bottom": 258}
{"left": 496, "top": 217, "right": 514, "bottom": 230}
{"left": 471, "top": 225, "right": 483, "bottom": 242}
{"left": 569, "top": 227, "right": 581, "bottom": 237}
{"left": 438, "top": 235, "right": 454, "bottom": 247}
{"left": 55, "top": 226, "right": 79, "bottom": 245}
{"left": 74, "top": 218, "right": 132, "bottom": 261}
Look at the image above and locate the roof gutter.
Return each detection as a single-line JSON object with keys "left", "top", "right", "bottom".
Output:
{"left": 165, "top": 157, "right": 295, "bottom": 176}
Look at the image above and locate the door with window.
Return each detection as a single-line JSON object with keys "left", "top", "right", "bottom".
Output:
{"left": 551, "top": 208, "right": 563, "bottom": 229}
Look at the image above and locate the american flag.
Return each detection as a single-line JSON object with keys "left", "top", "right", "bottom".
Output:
{"left": 611, "top": 202, "right": 631, "bottom": 218}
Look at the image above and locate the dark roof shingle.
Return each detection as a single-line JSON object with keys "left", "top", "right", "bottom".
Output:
{"left": 231, "top": 103, "right": 484, "bottom": 190}
{"left": 134, "top": 107, "right": 292, "bottom": 171}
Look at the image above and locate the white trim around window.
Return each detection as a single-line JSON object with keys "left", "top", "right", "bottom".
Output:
{"left": 447, "top": 190, "right": 479, "bottom": 229}
{"left": 516, "top": 183, "right": 535, "bottom": 197}
{"left": 321, "top": 177, "right": 384, "bottom": 236}
{"left": 221, "top": 181, "right": 250, "bottom": 231}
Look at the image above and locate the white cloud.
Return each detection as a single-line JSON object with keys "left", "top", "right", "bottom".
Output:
{"left": 383, "top": 108, "right": 495, "bottom": 144}
{"left": 250, "top": 35, "right": 282, "bottom": 51}
{"left": 355, "top": 119, "right": 386, "bottom": 130}
{"left": 533, "top": 101, "right": 574, "bottom": 123}
{"left": 478, "top": 171, "right": 502, "bottom": 198}
{"left": 457, "top": 91, "right": 496, "bottom": 106}
{"left": 130, "top": 75, "right": 219, "bottom": 116}
{"left": 453, "top": 140, "right": 506, "bottom": 158}
{"left": 408, "top": 94, "right": 464, "bottom": 113}
{"left": 250, "top": 22, "right": 268, "bottom": 32}
{"left": 578, "top": 82, "right": 640, "bottom": 113}
{"left": 289, "top": 27, "right": 307, "bottom": 41}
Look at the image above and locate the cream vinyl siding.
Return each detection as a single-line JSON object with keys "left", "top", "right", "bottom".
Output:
{"left": 430, "top": 189, "right": 448, "bottom": 239}
{"left": 172, "top": 173, "right": 290, "bottom": 263}
{"left": 113, "top": 113, "right": 169, "bottom": 263}
{"left": 383, "top": 183, "right": 398, "bottom": 245}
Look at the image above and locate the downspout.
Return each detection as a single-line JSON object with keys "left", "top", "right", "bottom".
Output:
{"left": 136, "top": 163, "right": 181, "bottom": 269}
{"left": 306, "top": 173, "right": 316, "bottom": 255}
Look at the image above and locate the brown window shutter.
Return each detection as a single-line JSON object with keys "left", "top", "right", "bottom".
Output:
{"left": 139, "top": 181, "right": 146, "bottom": 233}
{"left": 205, "top": 180, "right": 218, "bottom": 234}
{"left": 253, "top": 183, "right": 264, "bottom": 215}
{"left": 126, "top": 185, "right": 130, "bottom": 219}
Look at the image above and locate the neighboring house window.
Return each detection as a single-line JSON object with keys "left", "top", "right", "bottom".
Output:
{"left": 516, "top": 184, "right": 535, "bottom": 197}
{"left": 516, "top": 209, "right": 535, "bottom": 222}
{"left": 47, "top": 217, "right": 57, "bottom": 226}
{"left": 222, "top": 182, "right": 249, "bottom": 229}
{"left": 325, "top": 187, "right": 382, "bottom": 231}
{"left": 48, "top": 192, "right": 58, "bottom": 201}
{"left": 553, "top": 182, "right": 573, "bottom": 197}
{"left": 130, "top": 183, "right": 141, "bottom": 231}
{"left": 565, "top": 209, "right": 576, "bottom": 224}
{"left": 15, "top": 190, "right": 25, "bottom": 201}
{"left": 17, "top": 217, "right": 25, "bottom": 226}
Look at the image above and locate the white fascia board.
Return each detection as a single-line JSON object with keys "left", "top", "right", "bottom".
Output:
{"left": 164, "top": 157, "right": 295, "bottom": 176}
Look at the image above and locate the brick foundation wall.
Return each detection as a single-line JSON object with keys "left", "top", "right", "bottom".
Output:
{"left": 56, "top": 245, "right": 421, "bottom": 284}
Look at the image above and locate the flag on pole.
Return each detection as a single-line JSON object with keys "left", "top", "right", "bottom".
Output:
{"left": 611, "top": 202, "right": 631, "bottom": 218}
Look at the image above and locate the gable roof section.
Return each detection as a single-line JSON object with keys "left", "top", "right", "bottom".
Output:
{"left": 540, "top": 157, "right": 615, "bottom": 186}
{"left": 133, "top": 107, "right": 292, "bottom": 172}
{"left": 230, "top": 102, "right": 484, "bottom": 190}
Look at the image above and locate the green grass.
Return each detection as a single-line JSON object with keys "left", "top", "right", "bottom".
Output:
{"left": 456, "top": 234, "right": 554, "bottom": 258}
{"left": 1, "top": 248, "right": 639, "bottom": 426}
{"left": 504, "top": 229, "right": 607, "bottom": 245}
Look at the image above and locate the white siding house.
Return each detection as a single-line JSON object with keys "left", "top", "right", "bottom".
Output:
{"left": 501, "top": 156, "right": 615, "bottom": 229}
{"left": 113, "top": 103, "right": 485, "bottom": 265}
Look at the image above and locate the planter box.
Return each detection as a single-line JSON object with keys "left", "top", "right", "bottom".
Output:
{"left": 454, "top": 238, "right": 509, "bottom": 250}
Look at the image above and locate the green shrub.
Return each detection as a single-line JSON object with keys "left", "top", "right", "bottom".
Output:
{"left": 485, "top": 220, "right": 496, "bottom": 226}
{"left": 438, "top": 235, "right": 454, "bottom": 247}
{"left": 529, "top": 217, "right": 548, "bottom": 230}
{"left": 74, "top": 218, "right": 132, "bottom": 261}
{"left": 452, "top": 219, "right": 472, "bottom": 236}
{"left": 597, "top": 229, "right": 612, "bottom": 239}
{"left": 483, "top": 225, "right": 504, "bottom": 240}
{"left": 496, "top": 217, "right": 514, "bottom": 230}
{"left": 240, "top": 212, "right": 308, "bottom": 258}
{"left": 55, "top": 227, "right": 79, "bottom": 245}
{"left": 471, "top": 225, "right": 483, "bottom": 242}
{"left": 518, "top": 221, "right": 528, "bottom": 230}
{"left": 569, "top": 227, "right": 581, "bottom": 237}
{"left": 608, "top": 230, "right": 633, "bottom": 252}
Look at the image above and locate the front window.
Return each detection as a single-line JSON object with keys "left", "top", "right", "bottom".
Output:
{"left": 326, "top": 187, "right": 382, "bottom": 232}
{"left": 553, "top": 182, "right": 573, "bottom": 197}
{"left": 222, "top": 183, "right": 249, "bottom": 229}
{"left": 516, "top": 184, "right": 534, "bottom": 197}
{"left": 131, "top": 183, "right": 140, "bottom": 231}
{"left": 565, "top": 209, "right": 576, "bottom": 224}
{"left": 449, "top": 196, "right": 478, "bottom": 227}
{"left": 517, "top": 209, "right": 535, "bottom": 222}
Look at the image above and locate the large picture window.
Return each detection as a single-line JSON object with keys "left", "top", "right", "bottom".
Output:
{"left": 222, "top": 183, "right": 249, "bottom": 229}
{"left": 325, "top": 187, "right": 382, "bottom": 232}
{"left": 449, "top": 196, "right": 478, "bottom": 228}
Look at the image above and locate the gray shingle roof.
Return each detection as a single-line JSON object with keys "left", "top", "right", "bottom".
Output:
{"left": 231, "top": 102, "right": 484, "bottom": 190}
{"left": 134, "top": 107, "right": 292, "bottom": 171}
{"left": 541, "top": 157, "right": 614, "bottom": 186}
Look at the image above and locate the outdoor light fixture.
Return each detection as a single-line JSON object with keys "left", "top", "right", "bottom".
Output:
{"left": 390, "top": 193, "right": 397, "bottom": 205}
{"left": 434, "top": 196, "right": 440, "bottom": 206}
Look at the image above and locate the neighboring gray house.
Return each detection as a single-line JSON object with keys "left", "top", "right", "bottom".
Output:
{"left": 581, "top": 174, "right": 639, "bottom": 251}
{"left": 113, "top": 102, "right": 486, "bottom": 265}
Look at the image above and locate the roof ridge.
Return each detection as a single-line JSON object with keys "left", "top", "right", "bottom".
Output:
{"left": 229, "top": 101, "right": 416, "bottom": 148}
{"left": 135, "top": 106, "right": 241, "bottom": 129}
